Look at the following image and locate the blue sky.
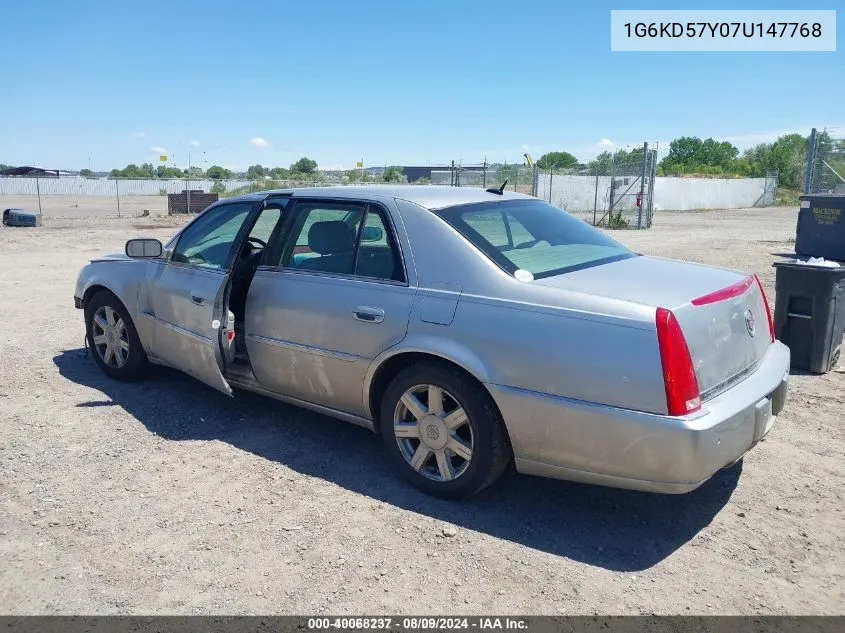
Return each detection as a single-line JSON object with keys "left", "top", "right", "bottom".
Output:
{"left": 1, "top": 0, "right": 841, "bottom": 171}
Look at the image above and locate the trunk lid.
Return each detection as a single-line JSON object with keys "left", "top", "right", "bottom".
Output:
{"left": 533, "top": 255, "right": 772, "bottom": 399}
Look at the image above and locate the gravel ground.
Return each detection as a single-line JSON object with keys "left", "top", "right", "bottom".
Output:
{"left": 1, "top": 205, "right": 843, "bottom": 615}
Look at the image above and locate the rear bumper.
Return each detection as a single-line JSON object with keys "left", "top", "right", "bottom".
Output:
{"left": 489, "top": 341, "right": 790, "bottom": 494}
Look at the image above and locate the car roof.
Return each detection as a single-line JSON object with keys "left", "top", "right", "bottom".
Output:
{"left": 227, "top": 185, "right": 534, "bottom": 211}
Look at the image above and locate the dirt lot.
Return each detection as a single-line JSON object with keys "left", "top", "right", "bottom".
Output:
{"left": 1, "top": 204, "right": 843, "bottom": 615}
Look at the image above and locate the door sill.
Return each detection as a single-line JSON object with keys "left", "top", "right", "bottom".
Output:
{"left": 225, "top": 377, "right": 376, "bottom": 432}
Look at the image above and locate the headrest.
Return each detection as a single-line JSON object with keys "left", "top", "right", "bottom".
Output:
{"left": 308, "top": 220, "right": 355, "bottom": 255}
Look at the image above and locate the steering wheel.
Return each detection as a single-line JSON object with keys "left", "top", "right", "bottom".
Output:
{"left": 246, "top": 236, "right": 267, "bottom": 249}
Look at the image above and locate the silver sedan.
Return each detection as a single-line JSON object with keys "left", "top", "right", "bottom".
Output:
{"left": 74, "top": 186, "right": 790, "bottom": 499}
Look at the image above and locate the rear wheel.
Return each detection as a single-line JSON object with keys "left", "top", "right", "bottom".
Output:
{"left": 380, "top": 362, "right": 512, "bottom": 499}
{"left": 85, "top": 291, "right": 148, "bottom": 381}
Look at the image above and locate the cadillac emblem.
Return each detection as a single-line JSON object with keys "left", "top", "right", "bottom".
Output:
{"left": 745, "top": 309, "right": 756, "bottom": 337}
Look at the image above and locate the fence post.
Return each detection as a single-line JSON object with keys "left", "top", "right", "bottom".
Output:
{"left": 637, "top": 142, "right": 648, "bottom": 229}
{"left": 482, "top": 159, "right": 487, "bottom": 188}
{"left": 804, "top": 127, "right": 817, "bottom": 194}
{"left": 593, "top": 164, "right": 600, "bottom": 226}
{"left": 35, "top": 177, "right": 42, "bottom": 215}
{"left": 532, "top": 165, "right": 539, "bottom": 197}
{"left": 116, "top": 178, "right": 121, "bottom": 218}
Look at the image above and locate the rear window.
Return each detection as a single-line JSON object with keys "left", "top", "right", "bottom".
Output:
{"left": 435, "top": 199, "right": 635, "bottom": 279}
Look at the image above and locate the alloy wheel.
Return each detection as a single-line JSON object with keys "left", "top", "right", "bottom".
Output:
{"left": 91, "top": 305, "right": 130, "bottom": 369}
{"left": 393, "top": 384, "right": 474, "bottom": 482}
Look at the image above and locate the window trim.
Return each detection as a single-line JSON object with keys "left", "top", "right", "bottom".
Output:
{"left": 263, "top": 198, "right": 409, "bottom": 286}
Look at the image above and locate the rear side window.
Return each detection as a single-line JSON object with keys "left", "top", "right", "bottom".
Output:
{"left": 272, "top": 201, "right": 405, "bottom": 283}
{"left": 435, "top": 200, "right": 634, "bottom": 279}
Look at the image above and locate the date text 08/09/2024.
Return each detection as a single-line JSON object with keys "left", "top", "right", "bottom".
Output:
{"left": 307, "top": 617, "right": 529, "bottom": 630}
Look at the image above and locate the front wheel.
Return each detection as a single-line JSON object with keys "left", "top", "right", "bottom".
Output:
{"left": 379, "top": 362, "right": 512, "bottom": 499}
{"left": 85, "top": 291, "right": 148, "bottom": 381}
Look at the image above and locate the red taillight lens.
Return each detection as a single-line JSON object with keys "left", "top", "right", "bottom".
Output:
{"left": 656, "top": 307, "right": 701, "bottom": 416}
{"left": 753, "top": 275, "right": 775, "bottom": 342}
{"left": 690, "top": 275, "right": 754, "bottom": 306}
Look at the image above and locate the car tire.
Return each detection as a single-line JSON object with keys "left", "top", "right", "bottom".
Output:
{"left": 85, "top": 290, "right": 148, "bottom": 381}
{"left": 379, "top": 362, "right": 512, "bottom": 499}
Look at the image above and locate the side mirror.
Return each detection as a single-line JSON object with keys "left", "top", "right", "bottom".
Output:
{"left": 361, "top": 225, "right": 384, "bottom": 242}
{"left": 125, "top": 238, "right": 163, "bottom": 258}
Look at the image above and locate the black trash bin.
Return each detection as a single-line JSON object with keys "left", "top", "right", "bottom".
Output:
{"left": 773, "top": 261, "right": 845, "bottom": 373}
{"left": 795, "top": 194, "right": 845, "bottom": 261}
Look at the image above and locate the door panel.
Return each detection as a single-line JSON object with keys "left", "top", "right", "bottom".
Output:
{"left": 245, "top": 271, "right": 414, "bottom": 416}
{"left": 148, "top": 263, "right": 232, "bottom": 395}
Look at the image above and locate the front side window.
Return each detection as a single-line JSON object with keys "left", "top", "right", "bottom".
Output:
{"left": 171, "top": 202, "right": 253, "bottom": 270}
{"left": 436, "top": 199, "right": 634, "bottom": 279}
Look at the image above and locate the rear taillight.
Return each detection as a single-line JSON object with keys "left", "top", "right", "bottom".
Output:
{"left": 656, "top": 307, "right": 701, "bottom": 416}
{"left": 754, "top": 275, "right": 775, "bottom": 342}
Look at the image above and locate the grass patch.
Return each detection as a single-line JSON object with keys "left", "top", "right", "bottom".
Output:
{"left": 774, "top": 188, "right": 802, "bottom": 207}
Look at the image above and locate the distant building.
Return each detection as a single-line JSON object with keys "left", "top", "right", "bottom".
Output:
{"left": 0, "top": 166, "right": 61, "bottom": 178}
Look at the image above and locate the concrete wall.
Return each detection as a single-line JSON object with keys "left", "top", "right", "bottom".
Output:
{"left": 537, "top": 174, "right": 771, "bottom": 213}
{"left": 653, "top": 177, "right": 770, "bottom": 211}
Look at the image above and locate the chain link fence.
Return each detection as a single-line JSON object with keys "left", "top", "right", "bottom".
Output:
{"left": 807, "top": 128, "right": 845, "bottom": 195}
{"left": 536, "top": 145, "right": 658, "bottom": 229}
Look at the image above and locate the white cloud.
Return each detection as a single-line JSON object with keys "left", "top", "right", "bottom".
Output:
{"left": 150, "top": 146, "right": 167, "bottom": 154}
{"left": 133, "top": 131, "right": 146, "bottom": 138}
{"left": 319, "top": 163, "right": 345, "bottom": 171}
{"left": 189, "top": 140, "right": 201, "bottom": 147}
{"left": 598, "top": 138, "right": 613, "bottom": 147}
{"left": 249, "top": 137, "right": 268, "bottom": 147}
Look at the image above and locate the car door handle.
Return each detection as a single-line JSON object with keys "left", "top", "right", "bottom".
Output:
{"left": 190, "top": 294, "right": 206, "bottom": 306}
{"left": 352, "top": 306, "right": 385, "bottom": 323}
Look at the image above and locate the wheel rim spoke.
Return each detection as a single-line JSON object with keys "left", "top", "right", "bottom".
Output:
{"left": 409, "top": 444, "right": 432, "bottom": 471}
{"left": 103, "top": 346, "right": 115, "bottom": 365}
{"left": 443, "top": 407, "right": 467, "bottom": 430}
{"left": 92, "top": 334, "right": 107, "bottom": 346}
{"left": 394, "top": 422, "right": 420, "bottom": 439}
{"left": 427, "top": 385, "right": 444, "bottom": 416}
{"left": 447, "top": 436, "right": 473, "bottom": 462}
{"left": 114, "top": 347, "right": 126, "bottom": 368}
{"left": 94, "top": 313, "right": 109, "bottom": 331}
{"left": 401, "top": 392, "right": 427, "bottom": 421}
{"left": 104, "top": 306, "right": 117, "bottom": 326}
{"left": 435, "top": 450, "right": 454, "bottom": 481}
{"left": 119, "top": 339, "right": 130, "bottom": 351}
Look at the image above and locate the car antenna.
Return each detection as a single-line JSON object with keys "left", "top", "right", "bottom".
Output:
{"left": 486, "top": 180, "right": 508, "bottom": 195}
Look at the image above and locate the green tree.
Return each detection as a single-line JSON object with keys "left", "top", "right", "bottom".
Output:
{"left": 741, "top": 133, "right": 808, "bottom": 188}
{"left": 536, "top": 151, "right": 579, "bottom": 170}
{"left": 246, "top": 164, "right": 268, "bottom": 179}
{"left": 210, "top": 181, "right": 227, "bottom": 195}
{"left": 290, "top": 157, "right": 318, "bottom": 175}
{"left": 109, "top": 169, "right": 121, "bottom": 178}
{"left": 659, "top": 136, "right": 740, "bottom": 174}
{"left": 80, "top": 168, "right": 95, "bottom": 177}
{"left": 155, "top": 165, "right": 186, "bottom": 178}
{"left": 269, "top": 166, "right": 290, "bottom": 180}
{"left": 206, "top": 165, "right": 233, "bottom": 179}
{"left": 382, "top": 166, "right": 405, "bottom": 183}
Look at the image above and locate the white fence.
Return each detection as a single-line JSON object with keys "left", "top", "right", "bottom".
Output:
{"left": 0, "top": 177, "right": 254, "bottom": 197}
{"left": 537, "top": 174, "right": 773, "bottom": 213}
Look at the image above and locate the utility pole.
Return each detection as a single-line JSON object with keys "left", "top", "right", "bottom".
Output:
{"left": 187, "top": 150, "right": 192, "bottom": 213}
